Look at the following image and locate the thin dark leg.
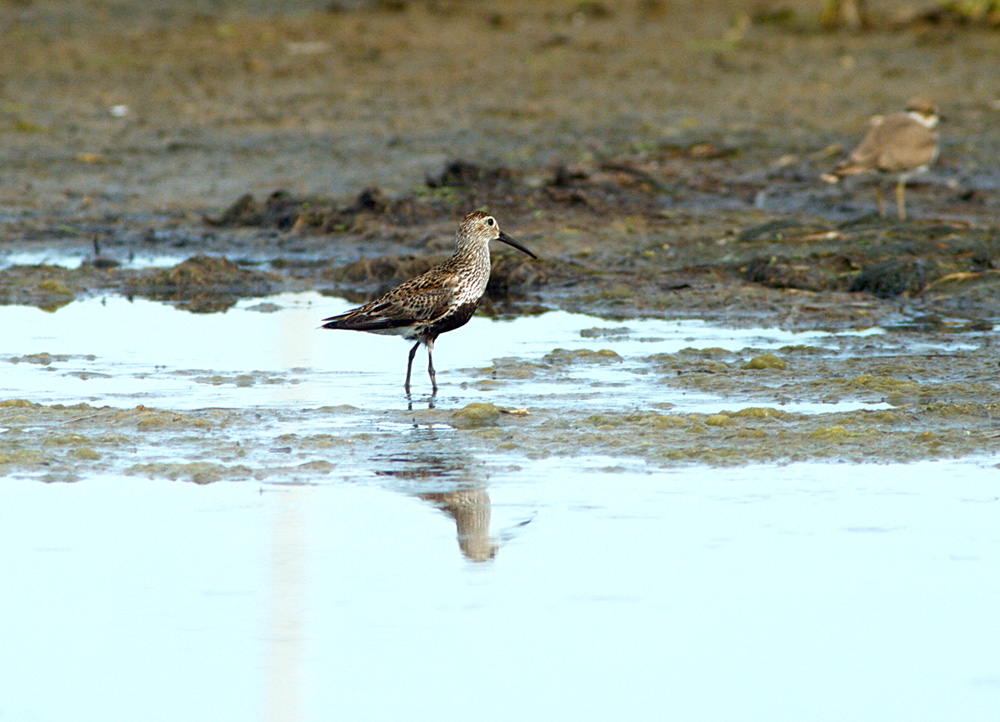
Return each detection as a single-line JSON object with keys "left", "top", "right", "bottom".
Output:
{"left": 426, "top": 338, "right": 438, "bottom": 395}
{"left": 875, "top": 184, "right": 885, "bottom": 217}
{"left": 405, "top": 341, "right": 420, "bottom": 394}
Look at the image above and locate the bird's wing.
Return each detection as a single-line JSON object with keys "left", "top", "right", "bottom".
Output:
{"left": 843, "top": 115, "right": 936, "bottom": 174}
{"left": 322, "top": 273, "right": 458, "bottom": 331}
{"left": 871, "top": 120, "right": 937, "bottom": 172}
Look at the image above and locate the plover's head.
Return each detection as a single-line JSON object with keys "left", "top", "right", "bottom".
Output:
{"left": 905, "top": 96, "right": 940, "bottom": 129}
{"left": 457, "top": 211, "right": 536, "bottom": 259}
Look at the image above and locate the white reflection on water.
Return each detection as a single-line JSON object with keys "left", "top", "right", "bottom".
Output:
{"left": 0, "top": 291, "right": 910, "bottom": 413}
{"left": 1, "top": 459, "right": 998, "bottom": 722}
{"left": 0, "top": 250, "right": 187, "bottom": 270}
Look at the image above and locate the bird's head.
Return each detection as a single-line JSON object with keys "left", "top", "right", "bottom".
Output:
{"left": 457, "top": 211, "right": 537, "bottom": 259}
{"left": 906, "top": 96, "right": 941, "bottom": 129}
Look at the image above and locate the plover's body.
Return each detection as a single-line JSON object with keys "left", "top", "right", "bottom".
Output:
{"left": 321, "top": 212, "right": 536, "bottom": 394}
{"left": 825, "top": 97, "right": 940, "bottom": 219}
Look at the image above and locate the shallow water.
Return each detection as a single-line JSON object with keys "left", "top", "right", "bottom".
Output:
{"left": 1, "top": 291, "right": 900, "bottom": 414}
{"left": 2, "top": 458, "right": 999, "bottom": 722}
{"left": 0, "top": 248, "right": 187, "bottom": 270}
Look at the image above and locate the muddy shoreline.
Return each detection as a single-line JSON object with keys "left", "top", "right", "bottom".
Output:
{"left": 4, "top": 1, "right": 999, "bottom": 329}
{"left": 2, "top": 156, "right": 998, "bottom": 328}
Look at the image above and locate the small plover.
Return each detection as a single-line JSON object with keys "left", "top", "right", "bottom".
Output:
{"left": 823, "top": 97, "right": 940, "bottom": 219}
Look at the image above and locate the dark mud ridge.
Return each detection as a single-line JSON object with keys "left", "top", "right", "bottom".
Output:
{"left": 3, "top": 157, "right": 999, "bottom": 329}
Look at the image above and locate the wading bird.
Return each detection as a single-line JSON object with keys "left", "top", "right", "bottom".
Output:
{"left": 321, "top": 212, "right": 536, "bottom": 394}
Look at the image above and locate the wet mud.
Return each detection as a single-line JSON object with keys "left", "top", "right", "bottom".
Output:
{"left": 2, "top": 368, "right": 996, "bottom": 483}
{"left": 2, "top": 0, "right": 1000, "bottom": 476}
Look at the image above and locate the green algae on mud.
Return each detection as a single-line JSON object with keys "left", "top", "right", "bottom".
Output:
{"left": 473, "top": 403, "right": 1000, "bottom": 465}
{"left": 3, "top": 372, "right": 999, "bottom": 483}
{"left": 0, "top": 264, "right": 109, "bottom": 311}
{"left": 0, "top": 401, "right": 244, "bottom": 481}
{"left": 0, "top": 256, "right": 297, "bottom": 312}
{"left": 642, "top": 333, "right": 1000, "bottom": 407}
{"left": 0, "top": 399, "right": 364, "bottom": 483}
{"left": 449, "top": 403, "right": 503, "bottom": 429}
{"left": 122, "top": 256, "right": 282, "bottom": 313}
{"left": 128, "top": 461, "right": 255, "bottom": 484}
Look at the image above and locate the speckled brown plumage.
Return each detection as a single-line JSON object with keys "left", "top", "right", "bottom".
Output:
{"left": 321, "top": 211, "right": 536, "bottom": 394}
{"left": 827, "top": 97, "right": 941, "bottom": 219}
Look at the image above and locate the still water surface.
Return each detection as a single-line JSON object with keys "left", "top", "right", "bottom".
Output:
{"left": 2, "top": 459, "right": 999, "bottom": 721}
{"left": 1, "top": 291, "right": 898, "bottom": 413}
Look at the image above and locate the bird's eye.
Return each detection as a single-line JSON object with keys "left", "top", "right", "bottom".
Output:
{"left": 486, "top": 217, "right": 495, "bottom": 226}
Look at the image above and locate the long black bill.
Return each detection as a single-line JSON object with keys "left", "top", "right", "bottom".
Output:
{"left": 497, "top": 230, "right": 537, "bottom": 259}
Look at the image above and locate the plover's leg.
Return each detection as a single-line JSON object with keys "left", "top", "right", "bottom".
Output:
{"left": 426, "top": 338, "right": 438, "bottom": 394}
{"left": 875, "top": 184, "right": 885, "bottom": 217}
{"left": 896, "top": 178, "right": 907, "bottom": 220}
{"left": 405, "top": 341, "right": 420, "bottom": 394}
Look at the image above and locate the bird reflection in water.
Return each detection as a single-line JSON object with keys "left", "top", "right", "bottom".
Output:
{"left": 373, "top": 441, "right": 499, "bottom": 562}
{"left": 418, "top": 487, "right": 497, "bottom": 562}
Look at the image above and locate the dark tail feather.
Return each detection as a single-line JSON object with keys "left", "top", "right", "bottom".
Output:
{"left": 321, "top": 313, "right": 413, "bottom": 332}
